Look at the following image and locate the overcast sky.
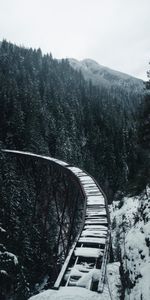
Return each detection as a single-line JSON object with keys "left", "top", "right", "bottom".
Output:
{"left": 0, "top": 0, "right": 149, "bottom": 80}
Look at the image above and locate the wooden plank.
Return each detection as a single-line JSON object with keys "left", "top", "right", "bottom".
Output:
{"left": 85, "top": 220, "right": 108, "bottom": 225}
{"left": 81, "top": 232, "right": 107, "bottom": 238}
{"left": 74, "top": 247, "right": 103, "bottom": 258}
{"left": 79, "top": 237, "right": 106, "bottom": 245}
{"left": 83, "top": 225, "right": 108, "bottom": 230}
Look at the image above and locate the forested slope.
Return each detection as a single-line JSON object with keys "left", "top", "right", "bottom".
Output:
{"left": 0, "top": 40, "right": 145, "bottom": 197}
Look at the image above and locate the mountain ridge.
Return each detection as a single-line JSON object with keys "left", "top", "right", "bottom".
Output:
{"left": 68, "top": 58, "right": 144, "bottom": 90}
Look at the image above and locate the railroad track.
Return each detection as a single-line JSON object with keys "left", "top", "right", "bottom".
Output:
{"left": 2, "top": 149, "right": 111, "bottom": 294}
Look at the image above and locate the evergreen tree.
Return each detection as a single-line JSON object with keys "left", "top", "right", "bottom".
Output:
{"left": 136, "top": 67, "right": 150, "bottom": 190}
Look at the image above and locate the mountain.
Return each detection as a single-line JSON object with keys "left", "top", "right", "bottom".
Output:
{"left": 69, "top": 58, "right": 144, "bottom": 90}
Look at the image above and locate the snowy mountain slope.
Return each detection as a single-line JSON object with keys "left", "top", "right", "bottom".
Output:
{"left": 69, "top": 58, "right": 144, "bottom": 90}
{"left": 111, "top": 187, "right": 150, "bottom": 300}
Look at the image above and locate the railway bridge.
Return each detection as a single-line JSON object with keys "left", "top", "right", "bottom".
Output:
{"left": 2, "top": 149, "right": 113, "bottom": 298}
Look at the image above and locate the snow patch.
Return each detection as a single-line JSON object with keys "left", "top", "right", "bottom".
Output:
{"left": 0, "top": 226, "right": 6, "bottom": 233}
{"left": 0, "top": 270, "right": 8, "bottom": 275}
{"left": 0, "top": 250, "right": 18, "bottom": 265}
{"left": 111, "top": 188, "right": 150, "bottom": 300}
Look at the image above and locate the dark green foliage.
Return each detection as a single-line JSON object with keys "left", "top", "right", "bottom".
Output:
{"left": 137, "top": 81, "right": 150, "bottom": 186}
{"left": 127, "top": 69, "right": 150, "bottom": 193}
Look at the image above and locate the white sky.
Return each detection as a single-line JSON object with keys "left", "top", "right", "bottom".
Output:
{"left": 0, "top": 0, "right": 149, "bottom": 80}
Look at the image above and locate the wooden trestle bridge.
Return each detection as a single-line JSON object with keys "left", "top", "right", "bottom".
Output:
{"left": 2, "top": 149, "right": 112, "bottom": 297}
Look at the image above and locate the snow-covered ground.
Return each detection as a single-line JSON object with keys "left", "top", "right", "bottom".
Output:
{"left": 111, "top": 187, "right": 150, "bottom": 300}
